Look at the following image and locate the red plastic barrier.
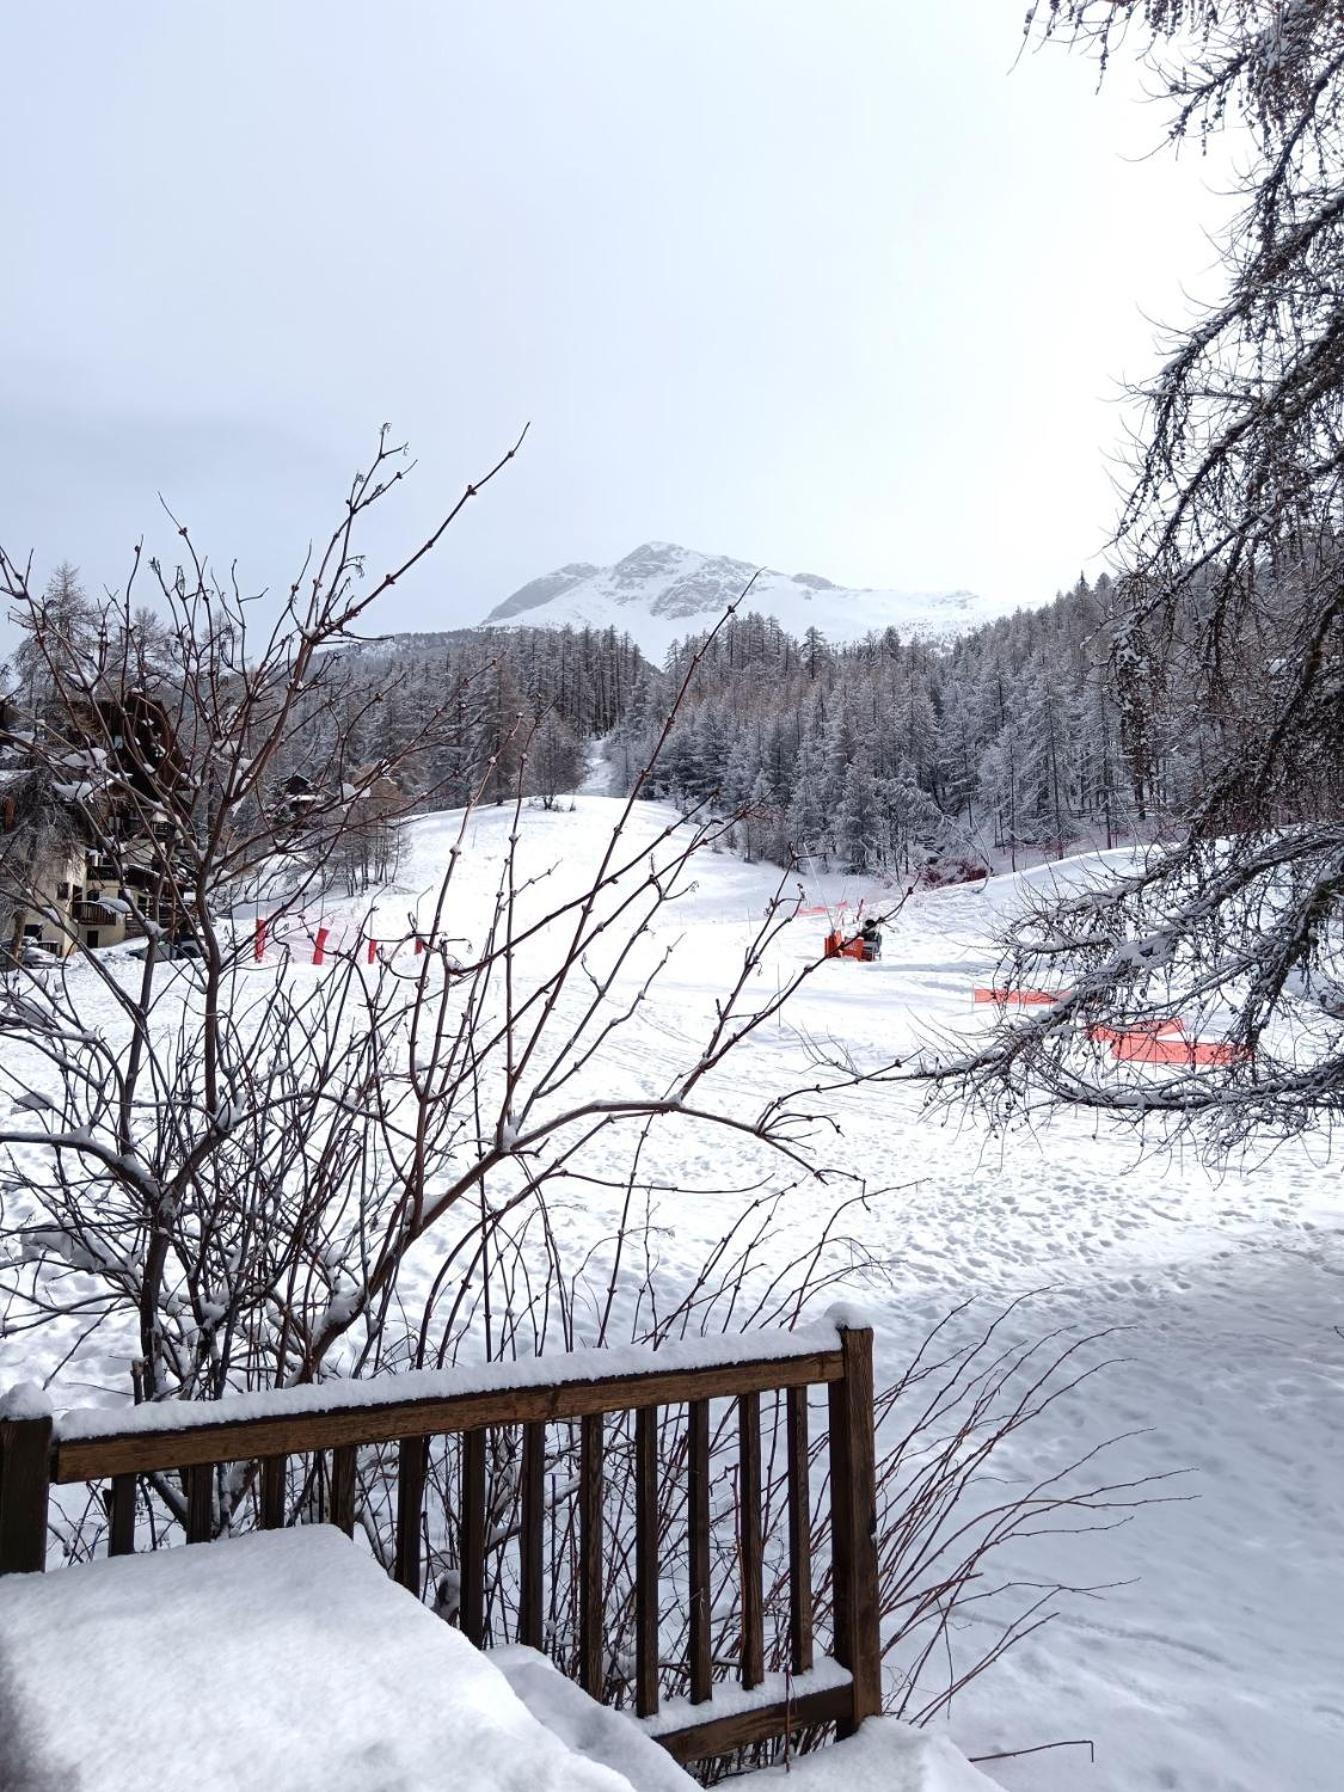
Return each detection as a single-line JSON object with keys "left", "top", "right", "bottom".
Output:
{"left": 1081, "top": 1014, "right": 1249, "bottom": 1065}
{"left": 1189, "top": 1040, "right": 1251, "bottom": 1066}
{"left": 414, "top": 936, "right": 425, "bottom": 956}
{"left": 254, "top": 917, "right": 266, "bottom": 963}
{"left": 366, "top": 938, "right": 377, "bottom": 965}
{"left": 973, "top": 987, "right": 1062, "bottom": 1006}
{"left": 1111, "top": 1032, "right": 1248, "bottom": 1066}
{"left": 1087, "top": 1018, "right": 1184, "bottom": 1044}
{"left": 1111, "top": 1033, "right": 1190, "bottom": 1063}
{"left": 312, "top": 926, "right": 329, "bottom": 966}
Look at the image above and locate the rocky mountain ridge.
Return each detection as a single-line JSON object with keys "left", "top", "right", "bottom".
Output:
{"left": 482, "top": 540, "right": 985, "bottom": 659}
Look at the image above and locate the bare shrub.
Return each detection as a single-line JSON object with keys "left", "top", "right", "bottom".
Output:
{"left": 0, "top": 442, "right": 1163, "bottom": 1772}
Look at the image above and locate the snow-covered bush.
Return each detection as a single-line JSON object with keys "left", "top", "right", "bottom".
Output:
{"left": 0, "top": 440, "right": 1155, "bottom": 1770}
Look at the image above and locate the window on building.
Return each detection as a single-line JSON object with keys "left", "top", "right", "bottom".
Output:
{"left": 85, "top": 931, "right": 100, "bottom": 949}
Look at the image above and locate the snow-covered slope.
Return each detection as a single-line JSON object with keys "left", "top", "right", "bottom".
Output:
{"left": 483, "top": 541, "right": 985, "bottom": 659}
{"left": 9, "top": 801, "right": 1341, "bottom": 1790}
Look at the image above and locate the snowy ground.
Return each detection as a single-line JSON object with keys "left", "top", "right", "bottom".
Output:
{"left": 0, "top": 1522, "right": 997, "bottom": 1792}
{"left": 0, "top": 1526, "right": 638, "bottom": 1792}
{"left": 3, "top": 795, "right": 1341, "bottom": 1791}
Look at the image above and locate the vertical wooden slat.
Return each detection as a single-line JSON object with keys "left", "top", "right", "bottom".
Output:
{"left": 460, "top": 1428, "right": 487, "bottom": 1646}
{"left": 634, "top": 1404, "right": 660, "bottom": 1717}
{"left": 395, "top": 1435, "right": 428, "bottom": 1593}
{"left": 260, "top": 1454, "right": 287, "bottom": 1530}
{"left": 185, "top": 1463, "right": 213, "bottom": 1543}
{"left": 786, "top": 1384, "right": 814, "bottom": 1673}
{"left": 330, "top": 1444, "right": 357, "bottom": 1537}
{"left": 828, "top": 1326, "right": 881, "bottom": 1734}
{"left": 687, "top": 1398, "right": 712, "bottom": 1704}
{"left": 579, "top": 1412, "right": 604, "bottom": 1697}
{"left": 738, "top": 1391, "right": 764, "bottom": 1690}
{"left": 519, "top": 1421, "right": 545, "bottom": 1649}
{"left": 108, "top": 1474, "right": 136, "bottom": 1557}
{"left": 0, "top": 1410, "right": 52, "bottom": 1575}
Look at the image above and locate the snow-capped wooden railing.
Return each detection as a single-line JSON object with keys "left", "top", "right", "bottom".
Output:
{"left": 0, "top": 1319, "right": 881, "bottom": 1766}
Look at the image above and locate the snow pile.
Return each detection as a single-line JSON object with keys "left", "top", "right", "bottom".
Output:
{"left": 0, "top": 1382, "right": 52, "bottom": 1421}
{"left": 483, "top": 541, "right": 986, "bottom": 659}
{"left": 0, "top": 1527, "right": 635, "bottom": 1792}
{"left": 760, "top": 1719, "right": 1003, "bottom": 1790}
{"left": 638, "top": 1658, "right": 851, "bottom": 1741}
{"left": 491, "top": 1654, "right": 1000, "bottom": 1792}
{"left": 493, "top": 1646, "right": 696, "bottom": 1792}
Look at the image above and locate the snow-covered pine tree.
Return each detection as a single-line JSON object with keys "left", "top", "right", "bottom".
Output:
{"left": 786, "top": 695, "right": 831, "bottom": 865}
{"left": 528, "top": 709, "right": 584, "bottom": 809}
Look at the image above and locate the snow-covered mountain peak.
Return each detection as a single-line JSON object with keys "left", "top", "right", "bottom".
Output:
{"left": 482, "top": 542, "right": 986, "bottom": 659}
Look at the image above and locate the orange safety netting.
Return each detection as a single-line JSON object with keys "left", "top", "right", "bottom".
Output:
{"left": 972, "top": 987, "right": 1063, "bottom": 1006}
{"left": 249, "top": 919, "right": 448, "bottom": 967}
{"left": 1084, "top": 1016, "right": 1249, "bottom": 1065}
{"left": 974, "top": 992, "right": 1251, "bottom": 1066}
{"left": 1086, "top": 1018, "right": 1184, "bottom": 1045}
{"left": 1109, "top": 1030, "right": 1249, "bottom": 1066}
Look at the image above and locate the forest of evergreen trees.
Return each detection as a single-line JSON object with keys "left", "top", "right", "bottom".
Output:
{"left": 289, "top": 622, "right": 646, "bottom": 810}
{"left": 610, "top": 572, "right": 1208, "bottom": 877}
{"left": 282, "top": 566, "right": 1234, "bottom": 880}
{"left": 8, "top": 566, "right": 1217, "bottom": 883}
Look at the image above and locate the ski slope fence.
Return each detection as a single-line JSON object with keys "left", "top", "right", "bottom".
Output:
{"left": 249, "top": 912, "right": 448, "bottom": 968}
{"left": 972, "top": 989, "right": 1251, "bottom": 1066}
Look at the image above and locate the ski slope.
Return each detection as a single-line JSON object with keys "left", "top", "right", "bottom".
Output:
{"left": 5, "top": 796, "right": 1342, "bottom": 1791}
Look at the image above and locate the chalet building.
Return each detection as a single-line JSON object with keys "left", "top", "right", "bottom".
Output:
{"left": 4, "top": 833, "right": 112, "bottom": 956}
{"left": 268, "top": 762, "right": 406, "bottom": 894}
{"left": 0, "top": 691, "right": 189, "bottom": 960}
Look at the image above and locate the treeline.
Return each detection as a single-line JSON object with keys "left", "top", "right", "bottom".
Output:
{"left": 280, "top": 575, "right": 1229, "bottom": 874}
{"left": 10, "top": 561, "right": 1256, "bottom": 880}
{"left": 612, "top": 575, "right": 1223, "bottom": 874}
{"left": 284, "top": 622, "right": 646, "bottom": 809}
{"left": 2, "top": 567, "right": 648, "bottom": 816}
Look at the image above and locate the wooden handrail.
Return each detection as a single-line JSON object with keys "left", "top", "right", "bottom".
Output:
{"left": 51, "top": 1342, "right": 845, "bottom": 1483}
{"left": 1, "top": 1323, "right": 882, "bottom": 1766}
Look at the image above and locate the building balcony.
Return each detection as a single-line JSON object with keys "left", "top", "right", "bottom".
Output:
{"left": 72, "top": 900, "right": 123, "bottom": 927}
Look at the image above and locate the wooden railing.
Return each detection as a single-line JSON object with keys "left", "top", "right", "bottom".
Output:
{"left": 0, "top": 1322, "right": 881, "bottom": 1766}
{"left": 71, "top": 899, "right": 122, "bottom": 926}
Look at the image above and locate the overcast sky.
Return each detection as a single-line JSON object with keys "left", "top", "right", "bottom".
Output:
{"left": 1, "top": 2, "right": 1236, "bottom": 634}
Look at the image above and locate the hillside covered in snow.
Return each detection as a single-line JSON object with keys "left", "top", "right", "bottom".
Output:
{"left": 482, "top": 541, "right": 986, "bottom": 659}
{"left": 6, "top": 797, "right": 1340, "bottom": 1790}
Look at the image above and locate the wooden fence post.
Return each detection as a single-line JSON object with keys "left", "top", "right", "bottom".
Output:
{"left": 579, "top": 1413, "right": 605, "bottom": 1698}
{"left": 0, "top": 1391, "right": 54, "bottom": 1575}
{"left": 519, "top": 1421, "right": 545, "bottom": 1649}
{"left": 395, "top": 1435, "right": 428, "bottom": 1593}
{"left": 460, "top": 1429, "right": 486, "bottom": 1645}
{"left": 634, "top": 1404, "right": 660, "bottom": 1717}
{"left": 827, "top": 1325, "right": 881, "bottom": 1735}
